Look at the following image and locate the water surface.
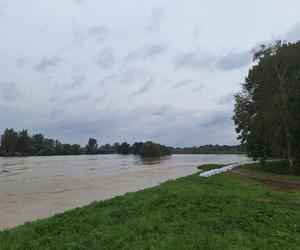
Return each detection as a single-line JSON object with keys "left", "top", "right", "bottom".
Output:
{"left": 0, "top": 154, "right": 250, "bottom": 230}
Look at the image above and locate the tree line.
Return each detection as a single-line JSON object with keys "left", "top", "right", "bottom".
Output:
{"left": 233, "top": 40, "right": 300, "bottom": 174}
{"left": 0, "top": 128, "right": 171, "bottom": 157}
{"left": 171, "top": 144, "right": 245, "bottom": 154}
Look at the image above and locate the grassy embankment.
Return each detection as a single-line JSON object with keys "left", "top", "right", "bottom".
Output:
{"left": 0, "top": 162, "right": 300, "bottom": 249}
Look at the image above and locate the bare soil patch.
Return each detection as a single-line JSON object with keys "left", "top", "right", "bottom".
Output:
{"left": 232, "top": 169, "right": 300, "bottom": 190}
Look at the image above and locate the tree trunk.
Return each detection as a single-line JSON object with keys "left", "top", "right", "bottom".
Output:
{"left": 286, "top": 129, "right": 294, "bottom": 174}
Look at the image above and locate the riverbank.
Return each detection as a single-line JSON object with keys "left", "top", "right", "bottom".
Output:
{"left": 1, "top": 162, "right": 300, "bottom": 249}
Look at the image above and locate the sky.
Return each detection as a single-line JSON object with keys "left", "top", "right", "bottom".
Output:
{"left": 0, "top": 0, "right": 300, "bottom": 147}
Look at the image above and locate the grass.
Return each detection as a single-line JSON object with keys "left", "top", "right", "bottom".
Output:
{"left": 1, "top": 166, "right": 300, "bottom": 249}
{"left": 243, "top": 161, "right": 300, "bottom": 180}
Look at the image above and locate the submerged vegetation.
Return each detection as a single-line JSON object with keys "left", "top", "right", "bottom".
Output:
{"left": 1, "top": 163, "right": 299, "bottom": 249}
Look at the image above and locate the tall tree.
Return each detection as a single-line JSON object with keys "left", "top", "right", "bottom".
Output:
{"left": 16, "top": 129, "right": 31, "bottom": 155}
{"left": 86, "top": 138, "right": 98, "bottom": 154}
{"left": 233, "top": 41, "right": 300, "bottom": 173}
{"left": 1, "top": 128, "right": 18, "bottom": 155}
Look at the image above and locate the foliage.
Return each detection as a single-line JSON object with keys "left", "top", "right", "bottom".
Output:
{"left": 243, "top": 161, "right": 300, "bottom": 178}
{"left": 1, "top": 170, "right": 300, "bottom": 249}
{"left": 86, "top": 138, "right": 98, "bottom": 155}
{"left": 172, "top": 144, "right": 245, "bottom": 154}
{"left": 233, "top": 41, "right": 300, "bottom": 173}
{"left": 118, "top": 142, "right": 132, "bottom": 155}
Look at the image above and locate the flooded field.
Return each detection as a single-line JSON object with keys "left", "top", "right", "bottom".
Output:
{"left": 0, "top": 154, "right": 250, "bottom": 230}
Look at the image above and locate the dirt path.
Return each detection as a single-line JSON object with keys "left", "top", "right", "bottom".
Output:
{"left": 232, "top": 169, "right": 300, "bottom": 189}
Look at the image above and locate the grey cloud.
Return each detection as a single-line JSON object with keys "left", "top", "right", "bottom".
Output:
{"left": 100, "top": 67, "right": 147, "bottom": 85}
{"left": 285, "top": 21, "right": 300, "bottom": 43}
{"left": 74, "top": 0, "right": 85, "bottom": 4}
{"left": 173, "top": 49, "right": 216, "bottom": 70}
{"left": 34, "top": 57, "right": 61, "bottom": 72}
{"left": 88, "top": 25, "right": 109, "bottom": 42}
{"left": 0, "top": 82, "right": 21, "bottom": 102}
{"left": 143, "top": 44, "right": 167, "bottom": 59}
{"left": 130, "top": 77, "right": 154, "bottom": 96}
{"left": 96, "top": 48, "right": 115, "bottom": 69}
{"left": 146, "top": 6, "right": 165, "bottom": 32}
{"left": 217, "top": 50, "right": 252, "bottom": 70}
{"left": 65, "top": 94, "right": 90, "bottom": 103}
{"left": 152, "top": 105, "right": 171, "bottom": 116}
{"left": 192, "top": 85, "right": 203, "bottom": 92}
{"left": 125, "top": 44, "right": 167, "bottom": 61}
{"left": 217, "top": 92, "right": 235, "bottom": 105}
{"left": 17, "top": 57, "right": 25, "bottom": 67}
{"left": 63, "top": 76, "right": 85, "bottom": 90}
{"left": 193, "top": 27, "right": 201, "bottom": 38}
{"left": 0, "top": 1, "right": 8, "bottom": 17}
{"left": 172, "top": 79, "right": 192, "bottom": 88}
{"left": 198, "top": 112, "right": 231, "bottom": 128}
{"left": 72, "top": 23, "right": 86, "bottom": 45}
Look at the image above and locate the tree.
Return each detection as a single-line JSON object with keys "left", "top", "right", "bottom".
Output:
{"left": 31, "top": 133, "right": 45, "bottom": 153}
{"left": 233, "top": 41, "right": 300, "bottom": 173}
{"left": 132, "top": 142, "right": 144, "bottom": 154}
{"left": 16, "top": 129, "right": 31, "bottom": 155}
{"left": 139, "top": 141, "right": 171, "bottom": 157}
{"left": 140, "top": 142, "right": 161, "bottom": 157}
{"left": 1, "top": 128, "right": 18, "bottom": 155}
{"left": 86, "top": 138, "right": 98, "bottom": 154}
{"left": 118, "top": 142, "right": 131, "bottom": 155}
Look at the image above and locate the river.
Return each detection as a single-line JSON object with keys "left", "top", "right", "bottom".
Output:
{"left": 0, "top": 154, "right": 250, "bottom": 230}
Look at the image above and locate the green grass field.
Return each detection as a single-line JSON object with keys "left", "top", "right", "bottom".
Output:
{"left": 243, "top": 161, "right": 300, "bottom": 180}
{"left": 1, "top": 163, "right": 300, "bottom": 249}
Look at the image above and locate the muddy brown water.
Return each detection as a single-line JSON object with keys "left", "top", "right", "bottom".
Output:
{"left": 0, "top": 154, "right": 250, "bottom": 230}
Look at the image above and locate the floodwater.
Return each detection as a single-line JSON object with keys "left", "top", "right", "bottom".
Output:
{"left": 0, "top": 154, "right": 250, "bottom": 230}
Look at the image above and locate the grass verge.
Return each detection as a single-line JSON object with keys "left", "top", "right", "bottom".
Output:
{"left": 243, "top": 161, "right": 300, "bottom": 180}
{"left": 0, "top": 165, "right": 300, "bottom": 249}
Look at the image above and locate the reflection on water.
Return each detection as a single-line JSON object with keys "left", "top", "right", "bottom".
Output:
{"left": 0, "top": 154, "right": 250, "bottom": 230}
{"left": 138, "top": 156, "right": 171, "bottom": 165}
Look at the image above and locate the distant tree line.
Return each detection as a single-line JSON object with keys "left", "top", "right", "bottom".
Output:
{"left": 0, "top": 128, "right": 171, "bottom": 157}
{"left": 233, "top": 41, "right": 300, "bottom": 174}
{"left": 171, "top": 144, "right": 245, "bottom": 154}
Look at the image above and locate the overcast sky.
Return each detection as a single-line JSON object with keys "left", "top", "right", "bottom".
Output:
{"left": 1, "top": 0, "right": 300, "bottom": 146}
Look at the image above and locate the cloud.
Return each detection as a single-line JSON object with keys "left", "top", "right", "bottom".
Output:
{"left": 0, "top": 82, "right": 21, "bottom": 103}
{"left": 146, "top": 6, "right": 165, "bottom": 32}
{"left": 172, "top": 79, "right": 192, "bottom": 88}
{"left": 63, "top": 76, "right": 85, "bottom": 90}
{"left": 100, "top": 67, "right": 147, "bottom": 85}
{"left": 65, "top": 93, "right": 90, "bottom": 103}
{"left": 217, "top": 92, "right": 235, "bottom": 105}
{"left": 143, "top": 44, "right": 167, "bottom": 59}
{"left": 17, "top": 57, "right": 26, "bottom": 67}
{"left": 125, "top": 44, "right": 167, "bottom": 61}
{"left": 88, "top": 25, "right": 109, "bottom": 42}
{"left": 130, "top": 77, "right": 154, "bottom": 96}
{"left": 198, "top": 112, "right": 232, "bottom": 128}
{"left": 285, "top": 21, "right": 300, "bottom": 43}
{"left": 173, "top": 49, "right": 217, "bottom": 70}
{"left": 0, "top": 1, "right": 8, "bottom": 17}
{"left": 96, "top": 48, "right": 115, "bottom": 69}
{"left": 192, "top": 85, "right": 203, "bottom": 92}
{"left": 174, "top": 48, "right": 252, "bottom": 71}
{"left": 34, "top": 57, "right": 62, "bottom": 72}
{"left": 152, "top": 105, "right": 171, "bottom": 116}
{"left": 217, "top": 50, "right": 252, "bottom": 70}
